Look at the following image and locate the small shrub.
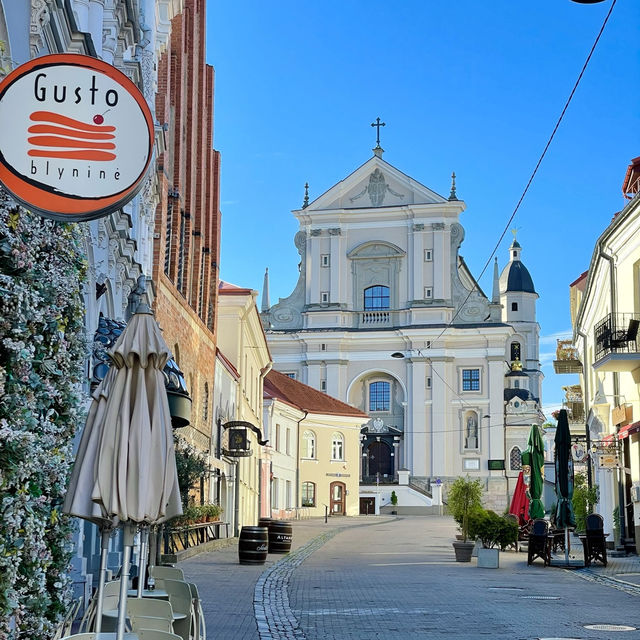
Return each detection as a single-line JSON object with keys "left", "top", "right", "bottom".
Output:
{"left": 572, "top": 472, "right": 599, "bottom": 533}
{"left": 447, "top": 476, "right": 484, "bottom": 541}
{"left": 390, "top": 491, "right": 398, "bottom": 506}
{"left": 468, "top": 509, "right": 518, "bottom": 550}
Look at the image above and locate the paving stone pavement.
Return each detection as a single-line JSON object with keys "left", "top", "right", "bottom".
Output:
{"left": 179, "top": 516, "right": 640, "bottom": 640}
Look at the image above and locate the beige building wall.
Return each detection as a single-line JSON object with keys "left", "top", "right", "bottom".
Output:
{"left": 298, "top": 414, "right": 364, "bottom": 518}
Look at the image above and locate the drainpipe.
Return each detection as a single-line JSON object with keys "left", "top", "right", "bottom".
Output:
{"left": 577, "top": 330, "right": 592, "bottom": 489}
{"left": 599, "top": 247, "right": 625, "bottom": 543}
{"left": 295, "top": 411, "right": 309, "bottom": 515}
{"left": 258, "top": 363, "right": 273, "bottom": 520}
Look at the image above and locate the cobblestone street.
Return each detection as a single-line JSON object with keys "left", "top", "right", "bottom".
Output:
{"left": 180, "top": 516, "right": 640, "bottom": 640}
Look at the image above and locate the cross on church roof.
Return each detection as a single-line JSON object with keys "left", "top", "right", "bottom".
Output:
{"left": 371, "top": 117, "right": 385, "bottom": 148}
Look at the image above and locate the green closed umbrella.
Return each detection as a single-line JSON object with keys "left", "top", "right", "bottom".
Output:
{"left": 555, "top": 409, "right": 576, "bottom": 564}
{"left": 521, "top": 424, "right": 545, "bottom": 520}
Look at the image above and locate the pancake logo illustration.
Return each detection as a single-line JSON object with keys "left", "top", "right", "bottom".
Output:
{"left": 0, "top": 54, "right": 153, "bottom": 221}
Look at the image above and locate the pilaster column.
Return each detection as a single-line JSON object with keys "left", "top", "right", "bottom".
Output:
{"left": 329, "top": 228, "right": 342, "bottom": 304}
{"left": 409, "top": 358, "right": 428, "bottom": 476}
{"left": 432, "top": 223, "right": 447, "bottom": 300}
{"left": 412, "top": 225, "right": 424, "bottom": 301}
{"left": 430, "top": 357, "right": 452, "bottom": 477}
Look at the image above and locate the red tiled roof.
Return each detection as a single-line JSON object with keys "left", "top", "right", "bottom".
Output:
{"left": 219, "top": 280, "right": 253, "bottom": 295}
{"left": 622, "top": 156, "right": 640, "bottom": 198}
{"left": 569, "top": 270, "right": 588, "bottom": 288}
{"left": 264, "top": 370, "right": 368, "bottom": 418}
{"left": 216, "top": 347, "right": 239, "bottom": 380}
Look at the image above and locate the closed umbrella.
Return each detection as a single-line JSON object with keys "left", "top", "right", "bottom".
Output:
{"left": 63, "top": 306, "right": 182, "bottom": 639}
{"left": 509, "top": 471, "right": 530, "bottom": 527}
{"left": 554, "top": 409, "right": 576, "bottom": 564}
{"left": 521, "top": 424, "right": 545, "bottom": 521}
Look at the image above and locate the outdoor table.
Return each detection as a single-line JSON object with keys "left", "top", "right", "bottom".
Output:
{"left": 61, "top": 634, "right": 139, "bottom": 639}
{"left": 127, "top": 588, "right": 169, "bottom": 599}
{"left": 102, "top": 608, "right": 187, "bottom": 622}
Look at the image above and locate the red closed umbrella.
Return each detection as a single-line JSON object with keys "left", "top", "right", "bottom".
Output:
{"left": 509, "top": 471, "right": 530, "bottom": 527}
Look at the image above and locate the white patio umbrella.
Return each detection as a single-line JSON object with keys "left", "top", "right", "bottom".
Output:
{"left": 63, "top": 306, "right": 182, "bottom": 639}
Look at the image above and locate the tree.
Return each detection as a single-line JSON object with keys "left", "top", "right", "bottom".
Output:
{"left": 447, "top": 476, "right": 483, "bottom": 542}
{"left": 572, "top": 472, "right": 599, "bottom": 533}
{"left": 173, "top": 434, "right": 208, "bottom": 508}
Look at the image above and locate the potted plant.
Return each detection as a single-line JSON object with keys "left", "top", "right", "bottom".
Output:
{"left": 203, "top": 503, "right": 222, "bottom": 522}
{"left": 447, "top": 476, "right": 483, "bottom": 562}
{"left": 390, "top": 490, "right": 398, "bottom": 515}
{"left": 467, "top": 509, "right": 518, "bottom": 568}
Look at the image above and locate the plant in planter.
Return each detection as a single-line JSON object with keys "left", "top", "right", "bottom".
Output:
{"left": 447, "top": 476, "right": 483, "bottom": 562}
{"left": 390, "top": 490, "right": 398, "bottom": 514}
{"left": 203, "top": 504, "right": 222, "bottom": 522}
{"left": 467, "top": 509, "right": 518, "bottom": 568}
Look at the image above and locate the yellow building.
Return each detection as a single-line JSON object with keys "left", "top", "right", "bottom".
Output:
{"left": 217, "top": 281, "right": 272, "bottom": 533}
{"left": 264, "top": 370, "right": 368, "bottom": 517}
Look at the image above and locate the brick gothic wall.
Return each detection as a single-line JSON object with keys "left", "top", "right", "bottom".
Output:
{"left": 152, "top": 0, "right": 221, "bottom": 489}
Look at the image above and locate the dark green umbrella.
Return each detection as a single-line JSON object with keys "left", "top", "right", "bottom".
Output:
{"left": 554, "top": 410, "right": 576, "bottom": 563}
{"left": 521, "top": 424, "right": 545, "bottom": 520}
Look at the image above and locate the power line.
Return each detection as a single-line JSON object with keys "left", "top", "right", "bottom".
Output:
{"left": 415, "top": 1, "right": 617, "bottom": 411}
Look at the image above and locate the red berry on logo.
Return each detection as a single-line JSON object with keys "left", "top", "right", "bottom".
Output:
{"left": 93, "top": 114, "right": 104, "bottom": 125}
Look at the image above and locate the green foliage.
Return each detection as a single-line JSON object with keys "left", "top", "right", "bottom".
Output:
{"left": 173, "top": 435, "right": 207, "bottom": 508}
{"left": 390, "top": 490, "right": 398, "bottom": 506}
{"left": 572, "top": 472, "right": 599, "bottom": 533}
{"left": 613, "top": 505, "right": 620, "bottom": 543}
{"left": 468, "top": 509, "right": 518, "bottom": 550}
{"left": 171, "top": 503, "right": 222, "bottom": 526}
{"left": 0, "top": 194, "right": 86, "bottom": 639}
{"left": 447, "top": 476, "right": 484, "bottom": 542}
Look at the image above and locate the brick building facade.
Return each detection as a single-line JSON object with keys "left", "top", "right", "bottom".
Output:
{"left": 152, "top": 0, "right": 221, "bottom": 502}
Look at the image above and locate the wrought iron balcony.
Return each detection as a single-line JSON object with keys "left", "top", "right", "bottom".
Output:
{"left": 563, "top": 384, "right": 584, "bottom": 424}
{"left": 594, "top": 312, "right": 640, "bottom": 372}
{"left": 553, "top": 339, "right": 582, "bottom": 374}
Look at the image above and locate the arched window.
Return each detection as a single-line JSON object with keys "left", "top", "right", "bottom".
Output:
{"left": 302, "top": 431, "right": 316, "bottom": 459}
{"left": 331, "top": 432, "right": 344, "bottom": 460}
{"left": 510, "top": 446, "right": 522, "bottom": 471}
{"left": 364, "top": 285, "right": 390, "bottom": 310}
{"left": 510, "top": 342, "right": 521, "bottom": 362}
{"left": 202, "top": 382, "right": 209, "bottom": 423}
{"left": 369, "top": 381, "right": 390, "bottom": 412}
{"left": 302, "top": 481, "right": 316, "bottom": 507}
{"left": 464, "top": 412, "right": 478, "bottom": 449}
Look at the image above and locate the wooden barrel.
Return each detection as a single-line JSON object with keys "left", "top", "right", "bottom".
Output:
{"left": 238, "top": 526, "right": 268, "bottom": 565}
{"left": 258, "top": 517, "right": 273, "bottom": 530}
{"left": 268, "top": 520, "right": 293, "bottom": 554}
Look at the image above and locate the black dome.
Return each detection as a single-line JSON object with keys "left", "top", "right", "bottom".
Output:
{"left": 505, "top": 261, "right": 536, "bottom": 294}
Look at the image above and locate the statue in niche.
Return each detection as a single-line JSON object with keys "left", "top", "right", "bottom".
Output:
{"left": 465, "top": 414, "right": 478, "bottom": 449}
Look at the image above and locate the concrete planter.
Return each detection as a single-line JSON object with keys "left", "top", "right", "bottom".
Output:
{"left": 477, "top": 547, "right": 500, "bottom": 568}
{"left": 452, "top": 541, "right": 475, "bottom": 562}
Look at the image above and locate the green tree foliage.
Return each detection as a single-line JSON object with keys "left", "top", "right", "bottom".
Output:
{"left": 572, "top": 472, "right": 599, "bottom": 533}
{"left": 468, "top": 509, "right": 518, "bottom": 550}
{"left": 447, "top": 476, "right": 483, "bottom": 541}
{"left": 0, "top": 193, "right": 86, "bottom": 639}
{"left": 173, "top": 434, "right": 207, "bottom": 508}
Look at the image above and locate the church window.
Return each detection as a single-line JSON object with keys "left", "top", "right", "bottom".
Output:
{"left": 424, "top": 287, "right": 433, "bottom": 299}
{"left": 331, "top": 432, "right": 344, "bottom": 460}
{"left": 464, "top": 412, "right": 479, "bottom": 449}
{"left": 321, "top": 380, "right": 327, "bottom": 392}
{"left": 369, "top": 381, "right": 390, "bottom": 412}
{"left": 321, "top": 291, "right": 329, "bottom": 303}
{"left": 364, "top": 285, "right": 390, "bottom": 310}
{"left": 424, "top": 249, "right": 432, "bottom": 262}
{"left": 511, "top": 302, "right": 518, "bottom": 312}
{"left": 514, "top": 381, "right": 520, "bottom": 389}
{"left": 302, "top": 482, "right": 316, "bottom": 507}
{"left": 321, "top": 343, "right": 327, "bottom": 351}
{"left": 510, "top": 446, "right": 522, "bottom": 471}
{"left": 302, "top": 430, "right": 316, "bottom": 458}
{"left": 426, "top": 377, "right": 431, "bottom": 389}
{"left": 321, "top": 254, "right": 330, "bottom": 267}
{"left": 284, "top": 372, "right": 296, "bottom": 380}
{"left": 510, "top": 342, "right": 521, "bottom": 361}
{"left": 462, "top": 369, "right": 480, "bottom": 391}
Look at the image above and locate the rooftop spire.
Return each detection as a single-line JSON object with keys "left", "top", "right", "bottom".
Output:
{"left": 448, "top": 171, "right": 458, "bottom": 201}
{"left": 261, "top": 267, "right": 270, "bottom": 312}
{"left": 371, "top": 117, "right": 385, "bottom": 157}
{"left": 302, "top": 182, "right": 309, "bottom": 209}
{"left": 492, "top": 257, "right": 500, "bottom": 303}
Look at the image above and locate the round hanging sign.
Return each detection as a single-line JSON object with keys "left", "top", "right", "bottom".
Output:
{"left": 0, "top": 54, "right": 154, "bottom": 221}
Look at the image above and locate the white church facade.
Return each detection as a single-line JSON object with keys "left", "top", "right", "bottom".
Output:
{"left": 262, "top": 147, "right": 544, "bottom": 510}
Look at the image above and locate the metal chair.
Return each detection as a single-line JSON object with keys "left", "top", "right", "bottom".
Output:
{"left": 153, "top": 578, "right": 194, "bottom": 640}
{"left": 136, "top": 631, "right": 183, "bottom": 640}
{"left": 188, "top": 581, "right": 206, "bottom": 640}
{"left": 127, "top": 598, "right": 175, "bottom": 634}
{"left": 527, "top": 518, "right": 551, "bottom": 566}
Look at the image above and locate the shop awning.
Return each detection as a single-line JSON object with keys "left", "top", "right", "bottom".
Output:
{"left": 618, "top": 421, "right": 640, "bottom": 440}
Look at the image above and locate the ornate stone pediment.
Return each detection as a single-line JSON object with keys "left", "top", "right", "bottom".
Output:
{"left": 347, "top": 241, "right": 405, "bottom": 260}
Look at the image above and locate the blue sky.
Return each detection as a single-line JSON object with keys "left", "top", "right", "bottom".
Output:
{"left": 206, "top": 1, "right": 640, "bottom": 416}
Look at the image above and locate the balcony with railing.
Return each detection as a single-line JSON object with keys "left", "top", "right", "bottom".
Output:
{"left": 594, "top": 312, "right": 640, "bottom": 372}
{"left": 563, "top": 385, "right": 584, "bottom": 424}
{"left": 358, "top": 310, "right": 398, "bottom": 328}
{"left": 553, "top": 339, "right": 582, "bottom": 374}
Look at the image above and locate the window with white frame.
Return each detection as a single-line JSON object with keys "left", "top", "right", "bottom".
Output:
{"left": 369, "top": 381, "right": 390, "bottom": 412}
{"left": 285, "top": 428, "right": 290, "bottom": 455}
{"left": 424, "top": 287, "right": 433, "bottom": 299}
{"left": 271, "top": 477, "right": 279, "bottom": 509}
{"left": 331, "top": 432, "right": 344, "bottom": 460}
{"left": 321, "top": 254, "right": 330, "bottom": 267}
{"left": 302, "top": 481, "right": 316, "bottom": 507}
{"left": 286, "top": 480, "right": 292, "bottom": 509}
{"left": 424, "top": 249, "right": 432, "bottom": 261}
{"left": 462, "top": 368, "right": 480, "bottom": 391}
{"left": 321, "top": 380, "right": 327, "bottom": 392}
{"left": 321, "top": 291, "right": 329, "bottom": 303}
{"left": 302, "top": 430, "right": 316, "bottom": 459}
{"left": 364, "top": 285, "right": 390, "bottom": 310}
